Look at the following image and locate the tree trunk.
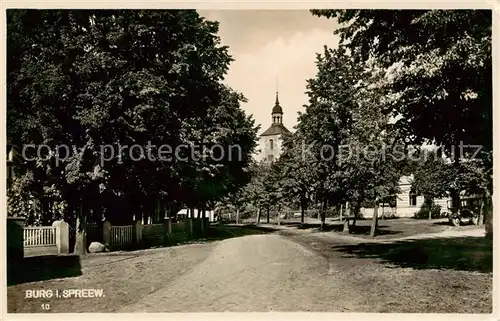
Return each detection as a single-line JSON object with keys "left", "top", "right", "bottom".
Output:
{"left": 73, "top": 204, "right": 87, "bottom": 256}
{"left": 158, "top": 199, "right": 165, "bottom": 222}
{"left": 346, "top": 201, "right": 354, "bottom": 225}
{"left": 369, "top": 199, "right": 379, "bottom": 237}
{"left": 236, "top": 208, "right": 240, "bottom": 225}
{"left": 266, "top": 207, "right": 270, "bottom": 224}
{"left": 381, "top": 201, "right": 385, "bottom": 221}
{"left": 342, "top": 203, "right": 348, "bottom": 233}
{"left": 201, "top": 208, "right": 206, "bottom": 235}
{"left": 277, "top": 205, "right": 281, "bottom": 226}
{"left": 320, "top": 200, "right": 326, "bottom": 230}
{"left": 300, "top": 201, "right": 305, "bottom": 226}
{"left": 256, "top": 206, "right": 261, "bottom": 225}
{"left": 478, "top": 195, "right": 485, "bottom": 226}
{"left": 484, "top": 194, "right": 493, "bottom": 238}
{"left": 450, "top": 189, "right": 461, "bottom": 216}
{"left": 342, "top": 203, "right": 350, "bottom": 233}
{"left": 155, "top": 199, "right": 160, "bottom": 222}
{"left": 351, "top": 201, "right": 360, "bottom": 227}
{"left": 428, "top": 198, "right": 433, "bottom": 220}
{"left": 450, "top": 148, "right": 462, "bottom": 216}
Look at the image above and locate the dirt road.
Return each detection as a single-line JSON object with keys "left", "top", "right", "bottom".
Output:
{"left": 120, "top": 229, "right": 491, "bottom": 313}
{"left": 120, "top": 234, "right": 358, "bottom": 312}
{"left": 9, "top": 226, "right": 492, "bottom": 313}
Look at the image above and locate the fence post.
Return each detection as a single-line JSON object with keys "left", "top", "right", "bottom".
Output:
{"left": 53, "top": 220, "right": 69, "bottom": 255}
{"left": 187, "top": 218, "right": 194, "bottom": 237}
{"left": 103, "top": 221, "right": 111, "bottom": 248}
{"left": 7, "top": 217, "right": 25, "bottom": 262}
{"left": 134, "top": 220, "right": 142, "bottom": 246}
{"left": 200, "top": 210, "right": 205, "bottom": 236}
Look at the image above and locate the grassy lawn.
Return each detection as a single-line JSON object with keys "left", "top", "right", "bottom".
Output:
{"left": 339, "top": 218, "right": 483, "bottom": 239}
{"left": 260, "top": 217, "right": 484, "bottom": 240}
{"left": 288, "top": 230, "right": 492, "bottom": 313}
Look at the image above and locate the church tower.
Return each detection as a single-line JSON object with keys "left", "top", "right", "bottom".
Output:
{"left": 258, "top": 91, "right": 291, "bottom": 163}
{"left": 271, "top": 91, "right": 283, "bottom": 125}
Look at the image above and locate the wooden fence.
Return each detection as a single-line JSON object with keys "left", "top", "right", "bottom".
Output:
{"left": 89, "top": 218, "right": 209, "bottom": 251}
{"left": 110, "top": 225, "right": 134, "bottom": 248}
{"left": 24, "top": 226, "right": 56, "bottom": 247}
{"left": 19, "top": 221, "right": 69, "bottom": 257}
{"left": 7, "top": 217, "right": 210, "bottom": 259}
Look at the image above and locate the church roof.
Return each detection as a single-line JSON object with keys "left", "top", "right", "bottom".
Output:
{"left": 272, "top": 91, "right": 283, "bottom": 114}
{"left": 272, "top": 103, "right": 283, "bottom": 114}
{"left": 260, "top": 123, "right": 292, "bottom": 137}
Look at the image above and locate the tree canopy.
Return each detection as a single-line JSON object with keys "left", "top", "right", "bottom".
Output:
{"left": 7, "top": 10, "right": 258, "bottom": 225}
{"left": 311, "top": 10, "right": 492, "bottom": 155}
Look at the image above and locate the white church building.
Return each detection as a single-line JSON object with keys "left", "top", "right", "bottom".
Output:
{"left": 257, "top": 91, "right": 292, "bottom": 163}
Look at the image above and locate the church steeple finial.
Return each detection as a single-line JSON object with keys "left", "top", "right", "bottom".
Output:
{"left": 275, "top": 78, "right": 280, "bottom": 105}
{"left": 272, "top": 78, "right": 283, "bottom": 124}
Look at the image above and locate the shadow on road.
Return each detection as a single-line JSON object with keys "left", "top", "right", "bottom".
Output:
{"left": 8, "top": 255, "right": 82, "bottom": 286}
{"left": 294, "top": 223, "right": 403, "bottom": 236}
{"left": 433, "top": 221, "right": 452, "bottom": 226}
{"left": 433, "top": 220, "right": 473, "bottom": 227}
{"left": 332, "top": 236, "right": 492, "bottom": 273}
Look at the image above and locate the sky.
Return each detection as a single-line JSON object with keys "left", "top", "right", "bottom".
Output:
{"left": 198, "top": 10, "right": 340, "bottom": 134}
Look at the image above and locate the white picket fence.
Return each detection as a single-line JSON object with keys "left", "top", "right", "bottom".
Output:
{"left": 24, "top": 226, "right": 57, "bottom": 247}
{"left": 110, "top": 225, "right": 134, "bottom": 247}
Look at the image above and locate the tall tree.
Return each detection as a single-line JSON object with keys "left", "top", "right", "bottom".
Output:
{"left": 311, "top": 9, "right": 492, "bottom": 233}
{"left": 297, "top": 46, "right": 361, "bottom": 229}
{"left": 277, "top": 134, "right": 318, "bottom": 226}
{"left": 7, "top": 10, "right": 258, "bottom": 251}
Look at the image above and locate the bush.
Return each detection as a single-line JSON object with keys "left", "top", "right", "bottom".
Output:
{"left": 414, "top": 202, "right": 443, "bottom": 219}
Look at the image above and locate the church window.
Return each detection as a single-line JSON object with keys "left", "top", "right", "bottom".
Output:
{"left": 270, "top": 139, "right": 274, "bottom": 149}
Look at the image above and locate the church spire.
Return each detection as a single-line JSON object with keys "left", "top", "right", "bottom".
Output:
{"left": 272, "top": 79, "right": 283, "bottom": 124}
{"left": 275, "top": 78, "right": 280, "bottom": 105}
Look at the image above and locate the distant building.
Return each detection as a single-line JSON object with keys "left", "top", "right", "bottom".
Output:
{"left": 176, "top": 209, "right": 216, "bottom": 222}
{"left": 257, "top": 91, "right": 291, "bottom": 163}
{"left": 359, "top": 175, "right": 452, "bottom": 218}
